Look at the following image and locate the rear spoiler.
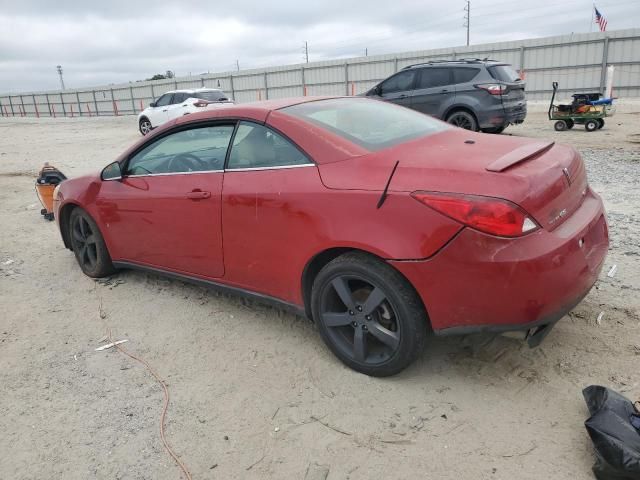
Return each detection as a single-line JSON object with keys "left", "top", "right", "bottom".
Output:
{"left": 486, "top": 141, "right": 555, "bottom": 172}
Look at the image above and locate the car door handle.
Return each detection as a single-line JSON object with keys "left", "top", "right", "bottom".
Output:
{"left": 186, "top": 190, "right": 211, "bottom": 200}
{"left": 440, "top": 89, "right": 449, "bottom": 93}
{"left": 398, "top": 94, "right": 408, "bottom": 99}
{"left": 162, "top": 109, "right": 168, "bottom": 112}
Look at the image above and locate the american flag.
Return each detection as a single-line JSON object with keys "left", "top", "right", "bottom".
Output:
{"left": 594, "top": 7, "right": 608, "bottom": 32}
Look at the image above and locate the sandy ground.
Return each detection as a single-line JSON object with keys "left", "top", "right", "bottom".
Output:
{"left": 1, "top": 110, "right": 639, "bottom": 480}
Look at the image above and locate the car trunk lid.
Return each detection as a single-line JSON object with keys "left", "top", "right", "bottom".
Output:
{"left": 318, "top": 130, "right": 587, "bottom": 231}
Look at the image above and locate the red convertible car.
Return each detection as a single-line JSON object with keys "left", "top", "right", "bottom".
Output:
{"left": 54, "top": 97, "right": 608, "bottom": 376}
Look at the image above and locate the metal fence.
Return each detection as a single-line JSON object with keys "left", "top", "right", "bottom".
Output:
{"left": 1, "top": 28, "right": 639, "bottom": 118}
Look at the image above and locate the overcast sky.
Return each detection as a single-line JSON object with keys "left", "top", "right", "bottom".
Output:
{"left": 0, "top": 0, "right": 638, "bottom": 93}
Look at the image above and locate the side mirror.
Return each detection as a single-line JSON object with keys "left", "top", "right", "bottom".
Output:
{"left": 368, "top": 85, "right": 381, "bottom": 96}
{"left": 149, "top": 101, "right": 157, "bottom": 108}
{"left": 101, "top": 161, "right": 122, "bottom": 181}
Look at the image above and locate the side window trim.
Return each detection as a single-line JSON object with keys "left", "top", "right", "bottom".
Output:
{"left": 224, "top": 120, "right": 315, "bottom": 171}
{"left": 123, "top": 121, "right": 237, "bottom": 177}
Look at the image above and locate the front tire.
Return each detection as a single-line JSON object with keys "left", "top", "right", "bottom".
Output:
{"left": 311, "top": 252, "right": 427, "bottom": 377}
{"left": 69, "top": 208, "right": 115, "bottom": 278}
{"left": 139, "top": 118, "right": 152, "bottom": 136}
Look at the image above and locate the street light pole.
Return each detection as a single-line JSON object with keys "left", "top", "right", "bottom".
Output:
{"left": 464, "top": 1, "right": 470, "bottom": 46}
{"left": 56, "top": 65, "right": 66, "bottom": 90}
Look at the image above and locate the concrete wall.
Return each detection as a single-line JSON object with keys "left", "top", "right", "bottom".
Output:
{"left": 1, "top": 28, "right": 639, "bottom": 118}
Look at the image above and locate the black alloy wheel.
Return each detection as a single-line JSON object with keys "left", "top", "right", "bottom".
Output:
{"left": 320, "top": 275, "right": 400, "bottom": 364}
{"left": 69, "top": 208, "right": 115, "bottom": 278}
{"left": 446, "top": 110, "right": 478, "bottom": 131}
{"left": 311, "top": 252, "right": 426, "bottom": 376}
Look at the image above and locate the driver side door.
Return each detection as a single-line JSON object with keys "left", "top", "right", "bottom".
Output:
{"left": 374, "top": 70, "right": 417, "bottom": 108}
{"left": 147, "top": 93, "right": 173, "bottom": 127}
{"left": 96, "top": 123, "right": 235, "bottom": 278}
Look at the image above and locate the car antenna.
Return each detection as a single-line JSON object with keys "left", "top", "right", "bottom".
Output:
{"left": 376, "top": 160, "right": 400, "bottom": 209}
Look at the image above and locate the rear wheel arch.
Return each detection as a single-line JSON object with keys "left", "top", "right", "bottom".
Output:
{"left": 301, "top": 248, "right": 431, "bottom": 330}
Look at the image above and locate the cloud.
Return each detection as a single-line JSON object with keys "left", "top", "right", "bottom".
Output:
{"left": 0, "top": 0, "right": 637, "bottom": 93}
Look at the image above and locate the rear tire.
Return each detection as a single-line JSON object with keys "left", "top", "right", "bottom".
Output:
{"left": 446, "top": 110, "right": 478, "bottom": 131}
{"left": 597, "top": 119, "right": 605, "bottom": 129}
{"left": 565, "top": 119, "right": 575, "bottom": 129}
{"left": 69, "top": 208, "right": 115, "bottom": 278}
{"left": 311, "top": 252, "right": 427, "bottom": 377}
{"left": 554, "top": 120, "right": 567, "bottom": 132}
{"left": 585, "top": 119, "right": 598, "bottom": 132}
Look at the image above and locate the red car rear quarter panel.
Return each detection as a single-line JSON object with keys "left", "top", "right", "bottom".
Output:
{"left": 220, "top": 167, "right": 462, "bottom": 305}
{"left": 391, "top": 190, "right": 609, "bottom": 331}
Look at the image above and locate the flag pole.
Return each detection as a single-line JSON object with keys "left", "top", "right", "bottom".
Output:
{"left": 590, "top": 3, "right": 595, "bottom": 32}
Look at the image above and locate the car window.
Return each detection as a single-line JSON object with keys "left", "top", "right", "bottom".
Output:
{"left": 227, "top": 122, "right": 311, "bottom": 170}
{"left": 155, "top": 93, "right": 173, "bottom": 107}
{"left": 488, "top": 65, "right": 521, "bottom": 82}
{"left": 452, "top": 68, "right": 480, "bottom": 84}
{"left": 126, "top": 125, "right": 235, "bottom": 175}
{"left": 416, "top": 68, "right": 451, "bottom": 89}
{"left": 173, "top": 92, "right": 189, "bottom": 104}
{"left": 379, "top": 70, "right": 417, "bottom": 94}
{"left": 283, "top": 98, "right": 449, "bottom": 151}
{"left": 195, "top": 90, "right": 228, "bottom": 101}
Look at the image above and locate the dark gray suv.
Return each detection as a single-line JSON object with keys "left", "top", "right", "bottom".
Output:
{"left": 365, "top": 59, "right": 526, "bottom": 133}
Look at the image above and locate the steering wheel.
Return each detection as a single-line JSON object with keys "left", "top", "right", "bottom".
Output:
{"left": 167, "top": 153, "right": 207, "bottom": 172}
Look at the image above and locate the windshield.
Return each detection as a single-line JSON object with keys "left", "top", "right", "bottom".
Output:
{"left": 488, "top": 65, "right": 521, "bottom": 82}
{"left": 281, "top": 98, "right": 449, "bottom": 151}
{"left": 194, "top": 90, "right": 228, "bottom": 101}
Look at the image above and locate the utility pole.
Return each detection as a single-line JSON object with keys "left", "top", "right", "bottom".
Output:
{"left": 56, "top": 65, "right": 65, "bottom": 90}
{"left": 304, "top": 41, "right": 309, "bottom": 63}
{"left": 236, "top": 59, "right": 240, "bottom": 71}
{"left": 365, "top": 48, "right": 368, "bottom": 56}
{"left": 463, "top": 1, "right": 470, "bottom": 46}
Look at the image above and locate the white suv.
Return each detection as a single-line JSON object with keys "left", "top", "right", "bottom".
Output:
{"left": 137, "top": 88, "right": 233, "bottom": 135}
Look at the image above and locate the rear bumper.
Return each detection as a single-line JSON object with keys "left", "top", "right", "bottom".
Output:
{"left": 390, "top": 188, "right": 608, "bottom": 339}
{"left": 477, "top": 102, "right": 527, "bottom": 128}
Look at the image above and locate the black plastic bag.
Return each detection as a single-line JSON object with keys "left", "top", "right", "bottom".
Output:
{"left": 583, "top": 385, "right": 640, "bottom": 480}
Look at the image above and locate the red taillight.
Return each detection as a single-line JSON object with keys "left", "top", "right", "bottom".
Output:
{"left": 411, "top": 191, "right": 539, "bottom": 237}
{"left": 193, "top": 100, "right": 209, "bottom": 108}
{"left": 475, "top": 83, "right": 507, "bottom": 95}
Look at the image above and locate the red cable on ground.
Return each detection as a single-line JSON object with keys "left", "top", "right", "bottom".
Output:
{"left": 105, "top": 324, "right": 193, "bottom": 480}
{"left": 111, "top": 334, "right": 193, "bottom": 479}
